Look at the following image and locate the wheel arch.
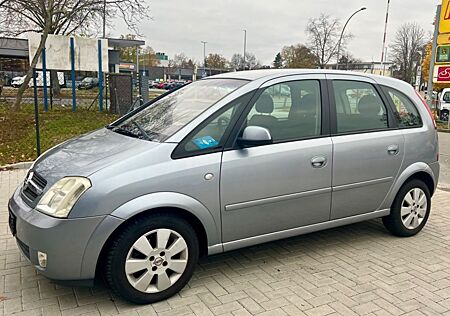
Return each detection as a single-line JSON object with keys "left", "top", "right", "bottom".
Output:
{"left": 385, "top": 163, "right": 437, "bottom": 210}
{"left": 81, "top": 192, "right": 222, "bottom": 280}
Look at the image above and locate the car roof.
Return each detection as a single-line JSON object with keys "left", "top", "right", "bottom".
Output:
{"left": 208, "top": 69, "right": 413, "bottom": 92}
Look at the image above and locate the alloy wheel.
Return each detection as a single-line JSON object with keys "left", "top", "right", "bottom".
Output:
{"left": 125, "top": 229, "right": 188, "bottom": 293}
{"left": 400, "top": 188, "right": 427, "bottom": 230}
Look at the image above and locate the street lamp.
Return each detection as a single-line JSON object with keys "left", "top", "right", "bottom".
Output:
{"left": 336, "top": 7, "right": 367, "bottom": 70}
{"left": 243, "top": 30, "right": 247, "bottom": 70}
{"left": 201, "top": 41, "right": 207, "bottom": 67}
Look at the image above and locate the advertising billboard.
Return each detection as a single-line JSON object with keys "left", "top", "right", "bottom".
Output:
{"left": 28, "top": 33, "right": 108, "bottom": 72}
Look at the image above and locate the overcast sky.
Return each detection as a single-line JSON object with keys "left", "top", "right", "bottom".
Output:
{"left": 111, "top": 0, "right": 439, "bottom": 65}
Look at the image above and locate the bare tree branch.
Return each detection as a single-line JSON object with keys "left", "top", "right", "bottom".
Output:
{"left": 305, "top": 13, "right": 351, "bottom": 69}
{"left": 0, "top": 0, "right": 150, "bottom": 110}
{"left": 390, "top": 22, "right": 426, "bottom": 83}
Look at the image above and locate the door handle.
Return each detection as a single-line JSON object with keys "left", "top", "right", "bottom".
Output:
{"left": 311, "top": 156, "right": 327, "bottom": 168}
{"left": 387, "top": 145, "right": 399, "bottom": 155}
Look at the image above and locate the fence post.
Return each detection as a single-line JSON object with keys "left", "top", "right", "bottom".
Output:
{"left": 42, "top": 47, "right": 48, "bottom": 112}
{"left": 98, "top": 39, "right": 103, "bottom": 112}
{"left": 70, "top": 37, "right": 77, "bottom": 112}
{"left": 32, "top": 69, "right": 41, "bottom": 157}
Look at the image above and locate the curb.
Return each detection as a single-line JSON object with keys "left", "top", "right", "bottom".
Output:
{"left": 438, "top": 129, "right": 450, "bottom": 133}
{"left": 0, "top": 161, "right": 33, "bottom": 171}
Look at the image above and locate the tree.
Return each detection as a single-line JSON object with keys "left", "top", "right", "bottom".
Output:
{"left": 306, "top": 14, "right": 348, "bottom": 68}
{"left": 390, "top": 22, "right": 426, "bottom": 84}
{"left": 206, "top": 53, "right": 229, "bottom": 69}
{"left": 273, "top": 53, "right": 283, "bottom": 69}
{"left": 0, "top": 0, "right": 150, "bottom": 111}
{"left": 338, "top": 53, "right": 362, "bottom": 70}
{"left": 280, "top": 44, "right": 317, "bottom": 68}
{"left": 169, "top": 53, "right": 195, "bottom": 69}
{"left": 119, "top": 35, "right": 159, "bottom": 68}
{"left": 230, "top": 52, "right": 261, "bottom": 70}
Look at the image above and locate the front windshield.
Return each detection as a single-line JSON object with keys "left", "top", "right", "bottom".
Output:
{"left": 112, "top": 79, "right": 247, "bottom": 142}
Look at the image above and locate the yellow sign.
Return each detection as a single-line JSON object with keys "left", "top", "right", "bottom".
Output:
{"left": 438, "top": 33, "right": 450, "bottom": 45}
{"left": 441, "top": 0, "right": 450, "bottom": 33}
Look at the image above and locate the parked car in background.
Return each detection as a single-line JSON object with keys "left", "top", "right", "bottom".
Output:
{"left": 155, "top": 82, "right": 166, "bottom": 89}
{"left": 166, "top": 81, "right": 186, "bottom": 90}
{"left": 11, "top": 76, "right": 25, "bottom": 88}
{"left": 78, "top": 77, "right": 99, "bottom": 90}
{"left": 11, "top": 72, "right": 65, "bottom": 88}
{"left": 9, "top": 70, "right": 439, "bottom": 304}
{"left": 439, "top": 88, "right": 450, "bottom": 121}
{"left": 151, "top": 81, "right": 162, "bottom": 89}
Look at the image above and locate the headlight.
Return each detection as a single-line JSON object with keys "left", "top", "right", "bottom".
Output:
{"left": 36, "top": 177, "right": 91, "bottom": 218}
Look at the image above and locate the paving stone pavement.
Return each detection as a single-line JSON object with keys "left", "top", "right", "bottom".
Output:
{"left": 1, "top": 169, "right": 450, "bottom": 316}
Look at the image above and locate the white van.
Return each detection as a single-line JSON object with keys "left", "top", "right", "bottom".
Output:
{"left": 10, "top": 72, "right": 65, "bottom": 88}
{"left": 439, "top": 88, "right": 450, "bottom": 121}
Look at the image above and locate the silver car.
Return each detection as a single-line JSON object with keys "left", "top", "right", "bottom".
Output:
{"left": 8, "top": 70, "right": 439, "bottom": 304}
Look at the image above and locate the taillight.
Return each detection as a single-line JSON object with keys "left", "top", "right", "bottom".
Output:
{"left": 415, "top": 91, "right": 437, "bottom": 129}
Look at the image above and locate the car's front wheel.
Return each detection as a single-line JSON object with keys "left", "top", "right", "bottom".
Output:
{"left": 105, "top": 214, "right": 199, "bottom": 304}
{"left": 382, "top": 179, "right": 431, "bottom": 237}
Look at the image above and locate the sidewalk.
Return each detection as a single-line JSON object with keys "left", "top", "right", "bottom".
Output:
{"left": 1, "top": 169, "right": 450, "bottom": 315}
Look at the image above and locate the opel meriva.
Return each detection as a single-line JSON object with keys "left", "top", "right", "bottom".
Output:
{"left": 9, "top": 70, "right": 439, "bottom": 304}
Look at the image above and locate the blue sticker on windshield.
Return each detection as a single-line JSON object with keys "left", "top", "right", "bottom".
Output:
{"left": 193, "top": 136, "right": 219, "bottom": 149}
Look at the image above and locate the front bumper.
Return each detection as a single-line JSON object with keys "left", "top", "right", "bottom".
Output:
{"left": 8, "top": 186, "right": 115, "bottom": 282}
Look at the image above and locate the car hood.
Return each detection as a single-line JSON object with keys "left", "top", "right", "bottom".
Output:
{"left": 33, "top": 128, "right": 160, "bottom": 185}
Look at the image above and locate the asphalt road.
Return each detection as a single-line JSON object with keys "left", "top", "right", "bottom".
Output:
{"left": 439, "top": 132, "right": 450, "bottom": 187}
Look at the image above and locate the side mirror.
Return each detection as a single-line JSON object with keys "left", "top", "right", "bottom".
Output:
{"left": 237, "top": 126, "right": 273, "bottom": 147}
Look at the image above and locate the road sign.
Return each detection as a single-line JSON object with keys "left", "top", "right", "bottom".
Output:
{"left": 438, "top": 33, "right": 450, "bottom": 44}
{"left": 437, "top": 45, "right": 450, "bottom": 63}
{"left": 441, "top": 0, "right": 450, "bottom": 33}
{"left": 433, "top": 65, "right": 450, "bottom": 82}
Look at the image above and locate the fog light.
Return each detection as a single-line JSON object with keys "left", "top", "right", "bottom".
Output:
{"left": 37, "top": 251, "right": 47, "bottom": 268}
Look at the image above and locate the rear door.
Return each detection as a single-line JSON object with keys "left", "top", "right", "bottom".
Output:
{"left": 327, "top": 74, "right": 405, "bottom": 219}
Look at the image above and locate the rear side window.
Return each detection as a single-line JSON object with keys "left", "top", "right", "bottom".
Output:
{"left": 332, "top": 80, "right": 388, "bottom": 133}
{"left": 382, "top": 87, "right": 422, "bottom": 128}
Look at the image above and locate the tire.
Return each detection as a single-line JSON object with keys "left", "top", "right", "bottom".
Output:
{"left": 440, "top": 110, "right": 449, "bottom": 122}
{"left": 104, "top": 214, "right": 199, "bottom": 304}
{"left": 382, "top": 179, "right": 431, "bottom": 237}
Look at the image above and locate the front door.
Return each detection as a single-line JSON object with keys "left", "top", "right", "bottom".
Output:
{"left": 327, "top": 75, "right": 405, "bottom": 219}
{"left": 220, "top": 76, "right": 333, "bottom": 246}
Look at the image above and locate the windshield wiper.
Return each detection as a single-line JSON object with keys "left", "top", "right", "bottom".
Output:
{"left": 132, "top": 121, "right": 151, "bottom": 141}
{"left": 111, "top": 127, "right": 141, "bottom": 139}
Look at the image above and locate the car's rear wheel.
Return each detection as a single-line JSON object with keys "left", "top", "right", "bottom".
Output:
{"left": 104, "top": 214, "right": 199, "bottom": 304}
{"left": 382, "top": 179, "right": 431, "bottom": 237}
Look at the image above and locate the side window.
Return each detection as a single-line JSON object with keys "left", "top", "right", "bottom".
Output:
{"left": 443, "top": 92, "right": 450, "bottom": 102}
{"left": 179, "top": 95, "right": 248, "bottom": 155}
{"left": 333, "top": 80, "right": 388, "bottom": 133}
{"left": 243, "top": 80, "right": 322, "bottom": 142}
{"left": 382, "top": 87, "right": 422, "bottom": 128}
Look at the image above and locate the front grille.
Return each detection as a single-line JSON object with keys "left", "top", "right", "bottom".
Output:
{"left": 21, "top": 171, "right": 47, "bottom": 204}
{"left": 16, "top": 238, "right": 30, "bottom": 260}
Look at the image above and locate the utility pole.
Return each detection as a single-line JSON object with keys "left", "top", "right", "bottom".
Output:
{"left": 243, "top": 30, "right": 247, "bottom": 70}
{"left": 201, "top": 41, "right": 207, "bottom": 76}
{"left": 380, "top": 0, "right": 391, "bottom": 76}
